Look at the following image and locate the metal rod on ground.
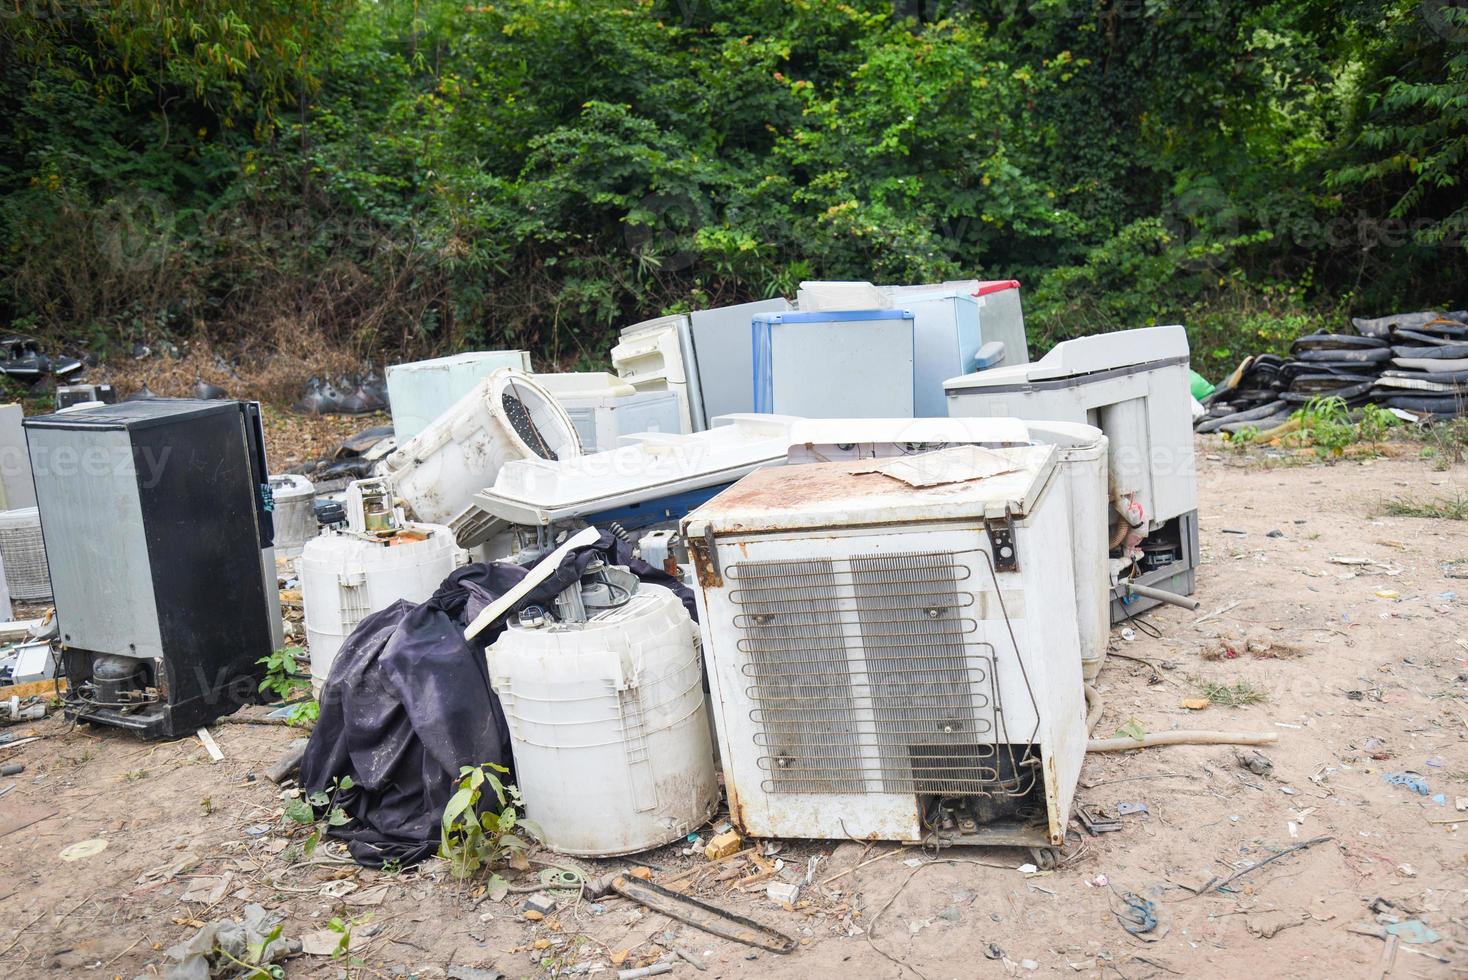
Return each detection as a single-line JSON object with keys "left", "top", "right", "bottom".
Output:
{"left": 1088, "top": 731, "right": 1279, "bottom": 752}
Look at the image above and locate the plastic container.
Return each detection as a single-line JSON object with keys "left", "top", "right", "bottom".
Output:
{"left": 752, "top": 309, "right": 916, "bottom": 418}
{"left": 382, "top": 369, "right": 582, "bottom": 537}
{"left": 298, "top": 522, "right": 458, "bottom": 690}
{"left": 268, "top": 474, "right": 317, "bottom": 558}
{"left": 0, "top": 507, "right": 50, "bottom": 602}
{"left": 488, "top": 583, "right": 719, "bottom": 856}
{"left": 386, "top": 350, "right": 533, "bottom": 441}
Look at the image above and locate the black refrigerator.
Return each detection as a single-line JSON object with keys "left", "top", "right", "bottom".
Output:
{"left": 24, "top": 399, "right": 283, "bottom": 739}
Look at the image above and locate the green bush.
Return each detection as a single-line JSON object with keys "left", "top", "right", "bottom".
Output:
{"left": 0, "top": 0, "right": 1462, "bottom": 363}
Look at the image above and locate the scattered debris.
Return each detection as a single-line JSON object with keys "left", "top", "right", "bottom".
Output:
{"left": 523, "top": 892, "right": 556, "bottom": 916}
{"left": 1383, "top": 771, "right": 1430, "bottom": 795}
{"left": 195, "top": 727, "right": 223, "bottom": 762}
{"left": 1116, "top": 801, "right": 1149, "bottom": 817}
{"left": 156, "top": 903, "right": 292, "bottom": 979}
{"left": 1385, "top": 920, "right": 1439, "bottom": 944}
{"left": 766, "top": 882, "right": 800, "bottom": 905}
{"left": 1075, "top": 804, "right": 1123, "bottom": 835}
{"left": 58, "top": 839, "right": 107, "bottom": 862}
{"left": 265, "top": 737, "right": 310, "bottom": 784}
{"left": 704, "top": 829, "right": 742, "bottom": 861}
{"left": 582, "top": 873, "right": 796, "bottom": 953}
{"left": 1186, "top": 836, "right": 1333, "bottom": 896}
{"left": 1247, "top": 910, "right": 1306, "bottom": 939}
{"left": 1114, "top": 893, "right": 1157, "bottom": 935}
{"left": 1237, "top": 749, "right": 1275, "bottom": 776}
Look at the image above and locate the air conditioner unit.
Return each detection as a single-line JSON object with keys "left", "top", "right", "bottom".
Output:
{"left": 683, "top": 444, "right": 1086, "bottom": 851}
{"left": 945, "top": 325, "right": 1199, "bottom": 620}
{"left": 783, "top": 417, "right": 1111, "bottom": 682}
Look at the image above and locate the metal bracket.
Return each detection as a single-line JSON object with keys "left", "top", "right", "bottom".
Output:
{"left": 689, "top": 526, "right": 723, "bottom": 588}
{"left": 985, "top": 510, "right": 1019, "bottom": 573}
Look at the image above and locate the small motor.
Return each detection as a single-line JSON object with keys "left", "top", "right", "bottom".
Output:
{"left": 89, "top": 654, "right": 149, "bottom": 705}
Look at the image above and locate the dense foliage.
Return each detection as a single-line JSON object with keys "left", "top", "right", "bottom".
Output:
{"left": 2, "top": 0, "right": 1465, "bottom": 375}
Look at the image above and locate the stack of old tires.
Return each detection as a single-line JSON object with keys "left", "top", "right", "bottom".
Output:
{"left": 1197, "top": 310, "right": 1468, "bottom": 433}
{"left": 1355, "top": 312, "right": 1468, "bottom": 419}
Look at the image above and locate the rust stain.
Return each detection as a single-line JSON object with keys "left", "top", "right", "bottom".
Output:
{"left": 725, "top": 778, "right": 747, "bottom": 833}
{"left": 689, "top": 538, "right": 722, "bottom": 588}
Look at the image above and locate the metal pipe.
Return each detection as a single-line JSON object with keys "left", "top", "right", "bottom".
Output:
{"left": 1125, "top": 581, "right": 1201, "bottom": 611}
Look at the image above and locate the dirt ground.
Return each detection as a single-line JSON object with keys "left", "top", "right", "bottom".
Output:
{"left": 0, "top": 437, "right": 1464, "bottom": 979}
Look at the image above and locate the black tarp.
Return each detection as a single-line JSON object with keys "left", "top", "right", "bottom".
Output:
{"left": 297, "top": 530, "right": 694, "bottom": 867}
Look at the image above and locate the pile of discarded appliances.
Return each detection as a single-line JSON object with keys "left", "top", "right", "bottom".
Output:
{"left": 9, "top": 277, "right": 1203, "bottom": 873}
{"left": 1197, "top": 309, "right": 1468, "bottom": 433}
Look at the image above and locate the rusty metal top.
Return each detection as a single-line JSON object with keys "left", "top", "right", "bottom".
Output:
{"left": 682, "top": 443, "right": 1057, "bottom": 537}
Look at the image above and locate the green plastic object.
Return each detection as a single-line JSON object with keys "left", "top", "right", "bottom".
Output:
{"left": 1189, "top": 369, "right": 1215, "bottom": 400}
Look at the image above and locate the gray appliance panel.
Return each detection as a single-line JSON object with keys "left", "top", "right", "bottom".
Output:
{"left": 690, "top": 298, "right": 792, "bottom": 420}
{"left": 28, "top": 426, "right": 163, "bottom": 657}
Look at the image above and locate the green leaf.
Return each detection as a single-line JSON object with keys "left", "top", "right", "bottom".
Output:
{"left": 284, "top": 799, "right": 315, "bottom": 825}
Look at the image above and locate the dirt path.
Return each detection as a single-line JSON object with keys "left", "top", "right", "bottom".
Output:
{"left": 0, "top": 441, "right": 1463, "bottom": 979}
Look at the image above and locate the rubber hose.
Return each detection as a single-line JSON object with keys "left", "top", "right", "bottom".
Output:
{"left": 1125, "top": 582, "right": 1201, "bottom": 611}
{"left": 1084, "top": 683, "right": 1103, "bottom": 736}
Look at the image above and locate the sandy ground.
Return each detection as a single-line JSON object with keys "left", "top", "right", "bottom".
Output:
{"left": 0, "top": 439, "right": 1464, "bottom": 979}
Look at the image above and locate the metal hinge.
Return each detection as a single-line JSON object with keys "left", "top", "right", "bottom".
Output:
{"left": 985, "top": 510, "right": 1018, "bottom": 573}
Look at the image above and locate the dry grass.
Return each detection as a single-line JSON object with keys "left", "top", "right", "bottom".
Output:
{"left": 96, "top": 320, "right": 366, "bottom": 406}
{"left": 1192, "top": 677, "right": 1271, "bottom": 707}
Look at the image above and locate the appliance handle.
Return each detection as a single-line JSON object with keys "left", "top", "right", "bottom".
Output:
{"left": 242, "top": 401, "right": 275, "bottom": 548}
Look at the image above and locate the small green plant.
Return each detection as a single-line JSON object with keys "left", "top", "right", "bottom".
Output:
{"left": 1384, "top": 492, "right": 1468, "bottom": 521}
{"left": 1291, "top": 396, "right": 1355, "bottom": 459}
{"left": 1358, "top": 403, "right": 1400, "bottom": 448}
{"left": 211, "top": 922, "right": 288, "bottom": 980}
{"left": 1225, "top": 425, "right": 1261, "bottom": 450}
{"left": 283, "top": 775, "right": 354, "bottom": 857}
{"left": 1113, "top": 718, "right": 1147, "bottom": 740}
{"left": 1193, "top": 677, "right": 1270, "bottom": 707}
{"left": 439, "top": 763, "right": 542, "bottom": 886}
{"left": 257, "top": 646, "right": 318, "bottom": 727}
{"left": 326, "top": 915, "right": 369, "bottom": 978}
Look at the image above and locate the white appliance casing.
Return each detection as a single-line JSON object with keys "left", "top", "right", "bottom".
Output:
{"left": 683, "top": 447, "right": 1086, "bottom": 846}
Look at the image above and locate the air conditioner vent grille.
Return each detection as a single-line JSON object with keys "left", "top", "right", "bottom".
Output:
{"left": 729, "top": 550, "right": 1027, "bottom": 797}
